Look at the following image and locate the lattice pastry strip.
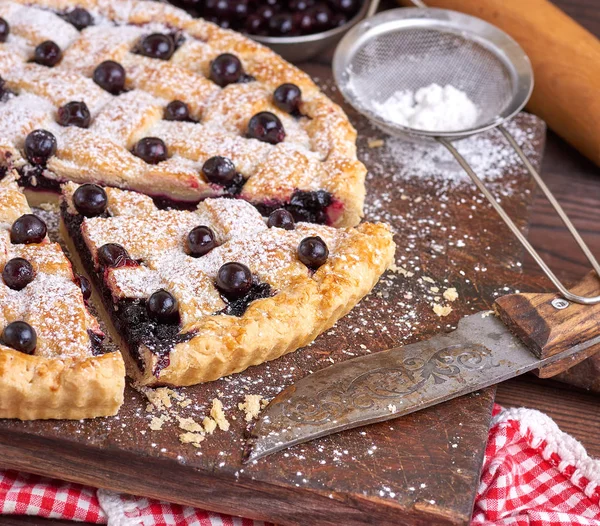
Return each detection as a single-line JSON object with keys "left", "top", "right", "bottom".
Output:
{"left": 60, "top": 183, "right": 395, "bottom": 386}
{"left": 0, "top": 175, "right": 124, "bottom": 419}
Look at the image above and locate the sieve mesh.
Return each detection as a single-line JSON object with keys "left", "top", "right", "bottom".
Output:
{"left": 346, "top": 27, "right": 515, "bottom": 132}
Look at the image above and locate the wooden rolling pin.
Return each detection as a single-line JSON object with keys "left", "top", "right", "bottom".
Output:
{"left": 399, "top": 0, "right": 600, "bottom": 167}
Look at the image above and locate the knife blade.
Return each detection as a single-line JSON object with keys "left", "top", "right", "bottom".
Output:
{"left": 245, "top": 310, "right": 600, "bottom": 463}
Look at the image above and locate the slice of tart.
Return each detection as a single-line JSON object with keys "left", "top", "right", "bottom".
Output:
{"left": 0, "top": 0, "right": 365, "bottom": 227}
{"left": 60, "top": 182, "right": 395, "bottom": 387}
{"left": 0, "top": 173, "right": 124, "bottom": 419}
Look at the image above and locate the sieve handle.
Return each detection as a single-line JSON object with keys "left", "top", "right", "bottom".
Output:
{"left": 437, "top": 135, "right": 600, "bottom": 306}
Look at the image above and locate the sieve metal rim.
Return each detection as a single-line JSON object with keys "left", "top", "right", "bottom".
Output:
{"left": 332, "top": 7, "right": 534, "bottom": 139}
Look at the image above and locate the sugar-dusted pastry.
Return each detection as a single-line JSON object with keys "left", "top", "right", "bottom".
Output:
{"left": 60, "top": 183, "right": 395, "bottom": 386}
{"left": 0, "top": 0, "right": 366, "bottom": 227}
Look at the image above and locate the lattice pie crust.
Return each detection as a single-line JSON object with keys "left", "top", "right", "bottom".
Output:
{"left": 0, "top": 0, "right": 366, "bottom": 227}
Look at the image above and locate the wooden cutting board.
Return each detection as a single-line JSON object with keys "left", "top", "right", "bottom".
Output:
{"left": 0, "top": 66, "right": 548, "bottom": 526}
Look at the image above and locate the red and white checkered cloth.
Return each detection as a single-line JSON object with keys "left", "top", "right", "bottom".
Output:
{"left": 1, "top": 405, "right": 599, "bottom": 525}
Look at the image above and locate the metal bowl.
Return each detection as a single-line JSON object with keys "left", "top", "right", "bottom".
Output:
{"left": 249, "top": 1, "right": 372, "bottom": 64}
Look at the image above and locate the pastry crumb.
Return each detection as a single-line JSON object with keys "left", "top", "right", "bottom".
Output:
{"left": 443, "top": 287, "right": 458, "bottom": 302}
{"left": 238, "top": 394, "right": 266, "bottom": 422}
{"left": 202, "top": 416, "right": 217, "bottom": 435}
{"left": 179, "top": 432, "right": 205, "bottom": 447}
{"left": 149, "top": 414, "right": 169, "bottom": 431}
{"left": 177, "top": 416, "right": 203, "bottom": 433}
{"left": 368, "top": 138, "right": 385, "bottom": 148}
{"left": 432, "top": 303, "right": 453, "bottom": 317}
{"left": 422, "top": 276, "right": 435, "bottom": 284}
{"left": 388, "top": 262, "right": 414, "bottom": 278}
{"left": 388, "top": 404, "right": 397, "bottom": 414}
{"left": 210, "top": 399, "right": 230, "bottom": 431}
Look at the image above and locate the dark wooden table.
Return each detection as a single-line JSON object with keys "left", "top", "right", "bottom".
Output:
{"left": 5, "top": 1, "right": 600, "bottom": 525}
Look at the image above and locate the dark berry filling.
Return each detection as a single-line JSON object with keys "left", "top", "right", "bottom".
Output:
{"left": 0, "top": 18, "right": 9, "bottom": 43}
{"left": 10, "top": 214, "right": 47, "bottom": 244}
{"left": 2, "top": 257, "right": 35, "bottom": 291}
{"left": 34, "top": 40, "right": 62, "bottom": 67}
{"left": 247, "top": 111, "right": 285, "bottom": 144}
{"left": 77, "top": 274, "right": 92, "bottom": 300}
{"left": 1, "top": 321, "right": 36, "bottom": 354}
{"left": 63, "top": 7, "right": 93, "bottom": 30}
{"left": 24, "top": 129, "right": 57, "bottom": 165}
{"left": 15, "top": 165, "right": 61, "bottom": 193}
{"left": 218, "top": 281, "right": 273, "bottom": 317}
{"left": 57, "top": 101, "right": 91, "bottom": 128}
{"left": 255, "top": 189, "right": 334, "bottom": 225}
{"left": 132, "top": 137, "right": 168, "bottom": 164}
{"left": 88, "top": 329, "right": 105, "bottom": 356}
{"left": 73, "top": 184, "right": 108, "bottom": 217}
{"left": 93, "top": 60, "right": 126, "bottom": 94}
{"left": 61, "top": 204, "right": 194, "bottom": 376}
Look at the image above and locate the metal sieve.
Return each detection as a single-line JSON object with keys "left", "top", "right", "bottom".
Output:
{"left": 333, "top": 7, "right": 600, "bottom": 305}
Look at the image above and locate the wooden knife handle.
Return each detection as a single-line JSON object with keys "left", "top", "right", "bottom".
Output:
{"left": 494, "top": 272, "right": 600, "bottom": 378}
{"left": 398, "top": 0, "right": 600, "bottom": 167}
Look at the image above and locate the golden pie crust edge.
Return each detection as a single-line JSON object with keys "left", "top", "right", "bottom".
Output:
{"left": 0, "top": 350, "right": 125, "bottom": 419}
{"left": 129, "top": 222, "right": 396, "bottom": 386}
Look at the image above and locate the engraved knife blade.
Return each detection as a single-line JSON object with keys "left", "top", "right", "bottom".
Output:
{"left": 245, "top": 312, "right": 600, "bottom": 463}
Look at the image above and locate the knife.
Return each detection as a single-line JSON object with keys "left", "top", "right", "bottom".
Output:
{"left": 245, "top": 271, "right": 600, "bottom": 462}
